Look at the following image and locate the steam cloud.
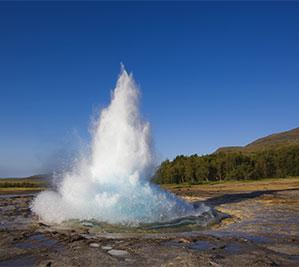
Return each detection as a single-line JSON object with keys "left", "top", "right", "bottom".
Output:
{"left": 31, "top": 67, "right": 210, "bottom": 225}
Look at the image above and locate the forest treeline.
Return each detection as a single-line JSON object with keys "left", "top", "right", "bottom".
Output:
{"left": 0, "top": 182, "right": 42, "bottom": 188}
{"left": 153, "top": 145, "right": 299, "bottom": 184}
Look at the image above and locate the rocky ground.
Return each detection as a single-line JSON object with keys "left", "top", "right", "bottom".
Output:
{"left": 0, "top": 178, "right": 299, "bottom": 266}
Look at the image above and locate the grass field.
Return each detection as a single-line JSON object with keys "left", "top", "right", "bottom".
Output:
{"left": 1, "top": 176, "right": 299, "bottom": 195}
{"left": 163, "top": 177, "right": 299, "bottom": 194}
{"left": 0, "top": 176, "right": 49, "bottom": 194}
{"left": 0, "top": 187, "right": 46, "bottom": 194}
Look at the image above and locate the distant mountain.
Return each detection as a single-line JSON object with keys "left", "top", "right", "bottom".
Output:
{"left": 216, "top": 127, "right": 299, "bottom": 153}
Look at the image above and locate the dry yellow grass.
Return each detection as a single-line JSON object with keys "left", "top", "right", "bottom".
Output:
{"left": 163, "top": 177, "right": 299, "bottom": 196}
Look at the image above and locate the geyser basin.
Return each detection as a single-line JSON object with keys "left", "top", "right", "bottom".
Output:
{"left": 57, "top": 209, "right": 222, "bottom": 236}
{"left": 32, "top": 66, "right": 215, "bottom": 227}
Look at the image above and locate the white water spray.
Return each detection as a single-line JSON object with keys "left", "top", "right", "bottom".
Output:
{"left": 32, "top": 67, "right": 211, "bottom": 225}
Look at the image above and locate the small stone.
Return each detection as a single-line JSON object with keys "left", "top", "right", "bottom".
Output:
{"left": 101, "top": 245, "right": 113, "bottom": 250}
{"left": 82, "top": 222, "right": 93, "bottom": 227}
{"left": 89, "top": 243, "right": 100, "bottom": 248}
{"left": 81, "top": 233, "right": 94, "bottom": 239}
{"left": 178, "top": 238, "right": 191, "bottom": 244}
{"left": 108, "top": 249, "right": 129, "bottom": 257}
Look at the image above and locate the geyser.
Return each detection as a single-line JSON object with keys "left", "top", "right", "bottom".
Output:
{"left": 32, "top": 67, "right": 211, "bottom": 225}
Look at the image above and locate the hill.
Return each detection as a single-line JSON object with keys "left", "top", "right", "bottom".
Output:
{"left": 216, "top": 127, "right": 299, "bottom": 153}
{"left": 154, "top": 127, "right": 299, "bottom": 184}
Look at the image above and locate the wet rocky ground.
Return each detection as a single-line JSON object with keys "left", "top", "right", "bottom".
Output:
{"left": 0, "top": 179, "right": 299, "bottom": 266}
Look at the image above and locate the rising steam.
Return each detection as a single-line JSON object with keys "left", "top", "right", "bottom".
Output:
{"left": 31, "top": 67, "right": 210, "bottom": 225}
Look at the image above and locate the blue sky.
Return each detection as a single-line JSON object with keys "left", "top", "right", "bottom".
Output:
{"left": 0, "top": 2, "right": 298, "bottom": 177}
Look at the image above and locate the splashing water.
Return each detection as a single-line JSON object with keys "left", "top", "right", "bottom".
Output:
{"left": 31, "top": 67, "right": 211, "bottom": 225}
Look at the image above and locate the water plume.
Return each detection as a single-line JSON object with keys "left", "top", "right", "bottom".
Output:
{"left": 31, "top": 66, "right": 211, "bottom": 225}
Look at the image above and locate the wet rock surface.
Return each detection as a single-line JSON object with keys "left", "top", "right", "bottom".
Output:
{"left": 107, "top": 249, "right": 129, "bottom": 257}
{"left": 0, "top": 182, "right": 299, "bottom": 266}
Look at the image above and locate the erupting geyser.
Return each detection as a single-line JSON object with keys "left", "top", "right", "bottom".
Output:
{"left": 32, "top": 66, "right": 211, "bottom": 225}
